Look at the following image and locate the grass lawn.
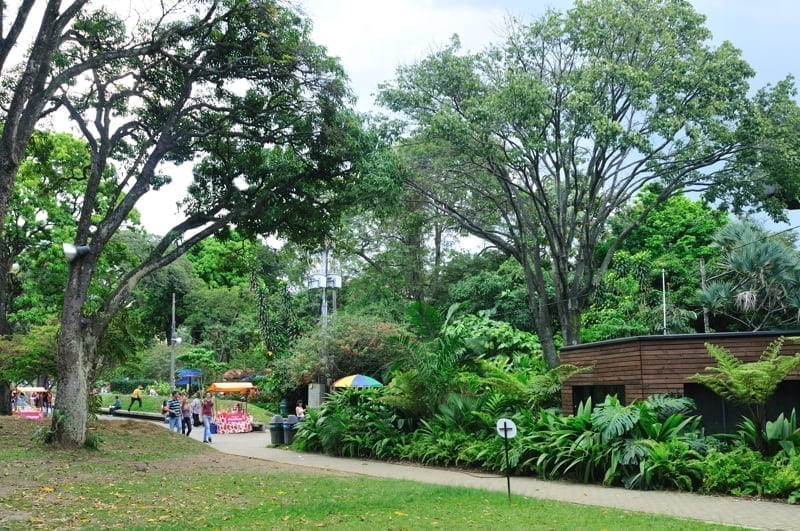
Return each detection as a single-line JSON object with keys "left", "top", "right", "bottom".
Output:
{"left": 0, "top": 415, "right": 738, "bottom": 530}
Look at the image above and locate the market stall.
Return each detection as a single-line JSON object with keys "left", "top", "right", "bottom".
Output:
{"left": 13, "top": 386, "right": 48, "bottom": 419}
{"left": 206, "top": 382, "right": 255, "bottom": 434}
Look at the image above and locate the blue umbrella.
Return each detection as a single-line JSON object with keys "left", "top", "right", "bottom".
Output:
{"left": 176, "top": 368, "right": 202, "bottom": 388}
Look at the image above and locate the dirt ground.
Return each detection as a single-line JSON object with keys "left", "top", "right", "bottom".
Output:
{"left": 0, "top": 413, "right": 334, "bottom": 497}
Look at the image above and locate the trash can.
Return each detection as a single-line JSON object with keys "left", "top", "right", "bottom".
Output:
{"left": 269, "top": 415, "right": 284, "bottom": 445}
{"left": 283, "top": 414, "right": 298, "bottom": 445}
{"left": 279, "top": 398, "right": 288, "bottom": 416}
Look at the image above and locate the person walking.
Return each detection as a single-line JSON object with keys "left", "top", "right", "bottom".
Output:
{"left": 43, "top": 389, "right": 53, "bottom": 416}
{"left": 201, "top": 392, "right": 215, "bottom": 443}
{"left": 190, "top": 393, "right": 202, "bottom": 427}
{"left": 127, "top": 385, "right": 143, "bottom": 411}
{"left": 181, "top": 393, "right": 192, "bottom": 436}
{"left": 166, "top": 391, "right": 182, "bottom": 433}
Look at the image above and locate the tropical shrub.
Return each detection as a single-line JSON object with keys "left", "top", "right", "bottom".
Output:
{"left": 701, "top": 446, "right": 774, "bottom": 497}
{"left": 396, "top": 393, "right": 494, "bottom": 467}
{"left": 325, "top": 313, "right": 412, "bottom": 380}
{"left": 765, "top": 453, "right": 800, "bottom": 503}
{"left": 623, "top": 440, "right": 704, "bottom": 491}
{"left": 690, "top": 337, "right": 800, "bottom": 443}
{"left": 292, "top": 388, "right": 408, "bottom": 459}
{"left": 736, "top": 409, "right": 800, "bottom": 458}
{"left": 517, "top": 395, "right": 708, "bottom": 489}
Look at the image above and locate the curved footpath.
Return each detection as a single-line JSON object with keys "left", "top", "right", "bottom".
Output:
{"left": 179, "top": 426, "right": 797, "bottom": 530}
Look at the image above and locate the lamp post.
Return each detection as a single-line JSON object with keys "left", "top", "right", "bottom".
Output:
{"left": 306, "top": 246, "right": 341, "bottom": 408}
{"left": 169, "top": 292, "right": 181, "bottom": 389}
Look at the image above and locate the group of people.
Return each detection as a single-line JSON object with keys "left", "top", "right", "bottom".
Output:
{"left": 10, "top": 388, "right": 53, "bottom": 415}
{"left": 160, "top": 390, "right": 216, "bottom": 442}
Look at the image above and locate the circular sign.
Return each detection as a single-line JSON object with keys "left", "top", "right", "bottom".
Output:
{"left": 496, "top": 417, "right": 517, "bottom": 439}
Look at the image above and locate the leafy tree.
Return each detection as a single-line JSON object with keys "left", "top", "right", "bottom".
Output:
{"left": 377, "top": 0, "right": 799, "bottom": 366}
{"left": 441, "top": 252, "right": 533, "bottom": 333}
{"left": 584, "top": 192, "right": 727, "bottom": 340}
{"left": 690, "top": 337, "right": 800, "bottom": 446}
{"left": 2, "top": 0, "right": 380, "bottom": 447}
{"left": 187, "top": 233, "right": 260, "bottom": 289}
{"left": 700, "top": 222, "right": 800, "bottom": 331}
{"left": 182, "top": 286, "right": 259, "bottom": 363}
{"left": 0, "top": 321, "right": 59, "bottom": 414}
{"left": 177, "top": 347, "right": 227, "bottom": 384}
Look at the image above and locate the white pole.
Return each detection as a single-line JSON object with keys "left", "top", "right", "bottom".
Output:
{"left": 170, "top": 292, "right": 176, "bottom": 389}
{"left": 662, "top": 268, "right": 667, "bottom": 335}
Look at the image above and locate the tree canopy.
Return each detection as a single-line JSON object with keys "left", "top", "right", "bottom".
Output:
{"left": 377, "top": 0, "right": 800, "bottom": 366}
{"left": 1, "top": 0, "right": 386, "bottom": 446}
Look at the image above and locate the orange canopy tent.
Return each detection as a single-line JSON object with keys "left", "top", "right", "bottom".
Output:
{"left": 206, "top": 382, "right": 255, "bottom": 412}
{"left": 206, "top": 382, "right": 254, "bottom": 394}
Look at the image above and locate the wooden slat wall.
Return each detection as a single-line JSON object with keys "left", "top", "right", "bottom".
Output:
{"left": 560, "top": 332, "right": 800, "bottom": 415}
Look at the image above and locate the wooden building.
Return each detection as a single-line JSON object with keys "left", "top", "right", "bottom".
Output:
{"left": 559, "top": 331, "right": 800, "bottom": 432}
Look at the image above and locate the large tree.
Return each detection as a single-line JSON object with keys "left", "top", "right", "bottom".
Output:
{"left": 3, "top": 0, "right": 379, "bottom": 446}
{"left": 377, "top": 0, "right": 798, "bottom": 367}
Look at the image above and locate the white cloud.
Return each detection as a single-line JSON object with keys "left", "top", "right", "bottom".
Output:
{"left": 300, "top": 0, "right": 514, "bottom": 111}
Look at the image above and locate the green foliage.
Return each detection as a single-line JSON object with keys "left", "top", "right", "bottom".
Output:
{"left": 765, "top": 453, "right": 800, "bottom": 503}
{"left": 443, "top": 309, "right": 542, "bottom": 361}
{"left": 293, "top": 388, "right": 408, "bottom": 459}
{"left": 0, "top": 322, "right": 58, "bottom": 383}
{"left": 177, "top": 347, "right": 227, "bottom": 383}
{"left": 624, "top": 440, "right": 704, "bottom": 491}
{"left": 700, "top": 446, "right": 773, "bottom": 497}
{"left": 736, "top": 409, "right": 800, "bottom": 458}
{"left": 518, "top": 395, "right": 708, "bottom": 490}
{"left": 591, "top": 395, "right": 641, "bottom": 441}
{"left": 109, "top": 379, "right": 154, "bottom": 395}
{"left": 182, "top": 286, "right": 259, "bottom": 364}
{"left": 700, "top": 222, "right": 800, "bottom": 330}
{"left": 587, "top": 192, "right": 726, "bottom": 340}
{"left": 765, "top": 410, "right": 800, "bottom": 456}
{"left": 690, "top": 338, "right": 800, "bottom": 433}
{"left": 326, "top": 313, "right": 411, "bottom": 381}
{"left": 378, "top": 0, "right": 777, "bottom": 367}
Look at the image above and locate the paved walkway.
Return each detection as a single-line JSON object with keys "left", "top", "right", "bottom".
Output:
{"left": 178, "top": 425, "right": 797, "bottom": 530}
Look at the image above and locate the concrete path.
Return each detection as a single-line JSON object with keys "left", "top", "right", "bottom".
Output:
{"left": 184, "top": 426, "right": 797, "bottom": 530}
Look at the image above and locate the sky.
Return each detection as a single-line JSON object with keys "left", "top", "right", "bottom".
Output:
{"left": 131, "top": 0, "right": 800, "bottom": 234}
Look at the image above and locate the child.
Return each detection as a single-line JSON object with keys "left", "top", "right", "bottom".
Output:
{"left": 161, "top": 400, "right": 169, "bottom": 422}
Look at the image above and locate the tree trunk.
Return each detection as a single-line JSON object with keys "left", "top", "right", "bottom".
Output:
{"left": 52, "top": 319, "right": 94, "bottom": 447}
{"left": 51, "top": 260, "right": 97, "bottom": 447}
{"left": 0, "top": 381, "right": 10, "bottom": 415}
{"left": 52, "top": 322, "right": 95, "bottom": 447}
{"left": 521, "top": 256, "right": 560, "bottom": 368}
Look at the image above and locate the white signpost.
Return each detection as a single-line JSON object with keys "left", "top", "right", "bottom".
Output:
{"left": 496, "top": 418, "right": 517, "bottom": 500}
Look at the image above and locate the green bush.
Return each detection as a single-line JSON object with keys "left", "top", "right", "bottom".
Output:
{"left": 292, "top": 388, "right": 408, "bottom": 459}
{"left": 109, "top": 378, "right": 154, "bottom": 394}
{"left": 764, "top": 453, "right": 800, "bottom": 503}
{"left": 623, "top": 440, "right": 704, "bottom": 491}
{"left": 701, "top": 446, "right": 773, "bottom": 497}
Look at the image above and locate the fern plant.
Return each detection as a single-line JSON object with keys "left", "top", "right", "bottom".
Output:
{"left": 690, "top": 337, "right": 800, "bottom": 448}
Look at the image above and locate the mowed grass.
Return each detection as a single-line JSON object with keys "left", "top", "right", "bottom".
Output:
{"left": 0, "top": 416, "right": 738, "bottom": 530}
